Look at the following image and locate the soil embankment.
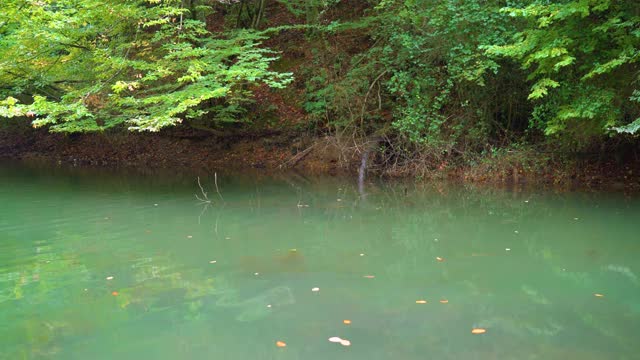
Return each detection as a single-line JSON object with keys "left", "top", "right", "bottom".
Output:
{"left": 1, "top": 125, "right": 639, "bottom": 192}
{"left": 0, "top": 125, "right": 348, "bottom": 174}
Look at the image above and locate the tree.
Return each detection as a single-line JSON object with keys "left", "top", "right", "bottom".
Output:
{"left": 486, "top": 0, "right": 640, "bottom": 143}
{"left": 0, "top": 0, "right": 292, "bottom": 132}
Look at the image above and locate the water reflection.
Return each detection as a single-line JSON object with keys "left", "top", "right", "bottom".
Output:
{"left": 0, "top": 162, "right": 639, "bottom": 359}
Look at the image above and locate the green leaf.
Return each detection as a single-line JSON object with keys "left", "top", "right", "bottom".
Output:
{"left": 528, "top": 78, "right": 560, "bottom": 100}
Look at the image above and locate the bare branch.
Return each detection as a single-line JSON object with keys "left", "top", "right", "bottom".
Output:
{"left": 214, "top": 172, "right": 224, "bottom": 201}
{"left": 280, "top": 144, "right": 316, "bottom": 169}
{"left": 195, "top": 176, "right": 211, "bottom": 203}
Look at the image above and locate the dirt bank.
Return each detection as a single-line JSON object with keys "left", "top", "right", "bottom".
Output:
{"left": 1, "top": 125, "right": 639, "bottom": 191}
{"left": 0, "top": 125, "right": 352, "bottom": 174}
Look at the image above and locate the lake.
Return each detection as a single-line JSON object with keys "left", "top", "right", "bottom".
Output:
{"left": 1, "top": 161, "right": 639, "bottom": 359}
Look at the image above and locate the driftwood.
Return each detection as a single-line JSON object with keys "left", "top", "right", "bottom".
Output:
{"left": 279, "top": 144, "right": 316, "bottom": 169}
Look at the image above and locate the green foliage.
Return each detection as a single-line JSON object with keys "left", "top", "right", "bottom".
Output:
{"left": 302, "top": 43, "right": 381, "bottom": 131}
{"left": 0, "top": 0, "right": 292, "bottom": 132}
{"left": 613, "top": 90, "right": 640, "bottom": 134}
{"left": 277, "top": 0, "right": 341, "bottom": 24}
{"left": 486, "top": 0, "right": 640, "bottom": 139}
{"left": 374, "top": 0, "right": 506, "bottom": 145}
{"left": 1, "top": 0, "right": 639, "bottom": 163}
{"left": 301, "top": 0, "right": 524, "bottom": 152}
{"left": 305, "top": 0, "right": 639, "bottom": 151}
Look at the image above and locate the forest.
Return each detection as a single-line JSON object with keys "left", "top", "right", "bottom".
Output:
{"left": 3, "top": 2, "right": 640, "bottom": 357}
{"left": 1, "top": 0, "right": 639, "bottom": 180}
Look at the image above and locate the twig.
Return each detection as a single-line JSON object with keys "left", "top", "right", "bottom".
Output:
{"left": 197, "top": 202, "right": 209, "bottom": 224}
{"left": 214, "top": 172, "right": 224, "bottom": 201}
{"left": 195, "top": 176, "right": 211, "bottom": 203}
{"left": 196, "top": 174, "right": 225, "bottom": 224}
{"left": 360, "top": 70, "right": 388, "bottom": 126}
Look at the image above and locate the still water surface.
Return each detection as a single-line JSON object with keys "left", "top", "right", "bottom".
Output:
{"left": 1, "top": 162, "right": 640, "bottom": 359}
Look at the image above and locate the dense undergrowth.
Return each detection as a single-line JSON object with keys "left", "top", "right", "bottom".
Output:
{"left": 1, "top": 0, "right": 639, "bottom": 178}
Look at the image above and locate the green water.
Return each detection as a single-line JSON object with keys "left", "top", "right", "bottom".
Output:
{"left": 1, "top": 162, "right": 640, "bottom": 359}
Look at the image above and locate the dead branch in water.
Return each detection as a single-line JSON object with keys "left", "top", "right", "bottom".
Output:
{"left": 195, "top": 173, "right": 225, "bottom": 224}
{"left": 214, "top": 172, "right": 224, "bottom": 201}
{"left": 196, "top": 173, "right": 224, "bottom": 203}
{"left": 195, "top": 176, "right": 211, "bottom": 204}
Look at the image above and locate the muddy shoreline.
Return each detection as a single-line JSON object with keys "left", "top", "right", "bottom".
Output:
{"left": 0, "top": 126, "right": 328, "bottom": 171}
{"left": 1, "top": 126, "right": 639, "bottom": 192}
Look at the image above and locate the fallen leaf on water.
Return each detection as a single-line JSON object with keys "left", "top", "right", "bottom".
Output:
{"left": 312, "top": 287, "right": 320, "bottom": 292}
{"left": 328, "top": 337, "right": 343, "bottom": 343}
{"left": 340, "top": 339, "right": 351, "bottom": 346}
{"left": 209, "top": 260, "right": 217, "bottom": 264}
{"left": 363, "top": 275, "right": 375, "bottom": 279}
{"left": 416, "top": 300, "right": 427, "bottom": 304}
{"left": 471, "top": 328, "right": 486, "bottom": 334}
{"left": 594, "top": 293, "right": 605, "bottom": 297}
{"left": 276, "top": 341, "right": 286, "bottom": 348}
{"left": 439, "top": 299, "right": 449, "bottom": 304}
{"left": 111, "top": 291, "right": 119, "bottom": 296}
{"left": 343, "top": 320, "right": 351, "bottom": 325}
{"left": 106, "top": 276, "right": 114, "bottom": 280}
{"left": 436, "top": 257, "right": 444, "bottom": 262}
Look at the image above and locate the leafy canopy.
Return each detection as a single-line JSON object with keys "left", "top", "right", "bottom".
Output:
{"left": 0, "top": 0, "right": 292, "bottom": 132}
{"left": 485, "top": 0, "right": 640, "bottom": 137}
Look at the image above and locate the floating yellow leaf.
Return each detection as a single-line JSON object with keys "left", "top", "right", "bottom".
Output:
{"left": 439, "top": 299, "right": 449, "bottom": 304}
{"left": 594, "top": 293, "right": 605, "bottom": 297}
{"left": 343, "top": 319, "right": 352, "bottom": 325}
{"left": 111, "top": 291, "right": 119, "bottom": 296}
{"left": 276, "top": 341, "right": 286, "bottom": 348}
{"left": 416, "top": 300, "right": 427, "bottom": 304}
{"left": 471, "top": 328, "right": 486, "bottom": 334}
{"left": 436, "top": 257, "right": 444, "bottom": 262}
